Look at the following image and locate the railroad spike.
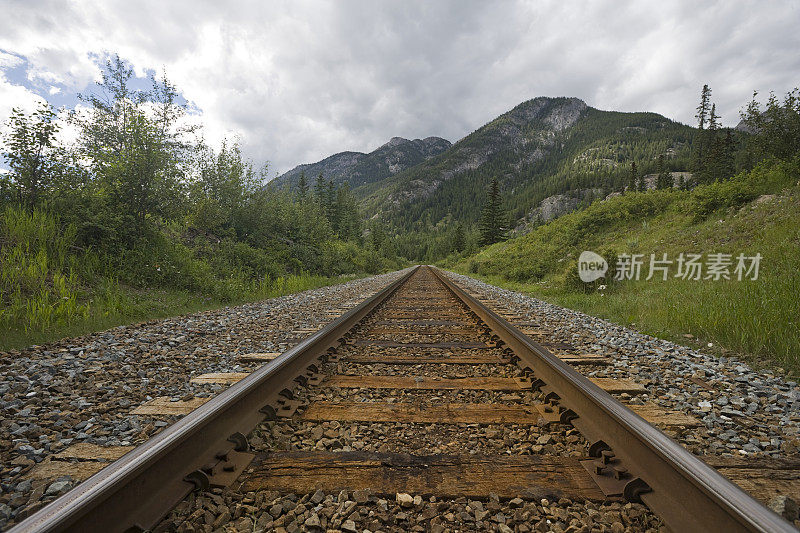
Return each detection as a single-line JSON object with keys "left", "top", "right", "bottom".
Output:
{"left": 259, "top": 404, "right": 277, "bottom": 419}
{"left": 227, "top": 432, "right": 249, "bottom": 452}
{"left": 588, "top": 440, "right": 611, "bottom": 458}
{"left": 623, "top": 477, "right": 652, "bottom": 503}
{"left": 559, "top": 408, "right": 578, "bottom": 425}
{"left": 184, "top": 470, "right": 210, "bottom": 491}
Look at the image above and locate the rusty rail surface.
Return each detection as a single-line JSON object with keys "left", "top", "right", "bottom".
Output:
{"left": 9, "top": 265, "right": 794, "bottom": 532}
{"left": 9, "top": 267, "right": 419, "bottom": 533}
{"left": 430, "top": 266, "right": 793, "bottom": 533}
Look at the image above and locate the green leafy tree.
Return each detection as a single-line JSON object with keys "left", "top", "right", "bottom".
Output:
{"left": 479, "top": 178, "right": 507, "bottom": 245}
{"left": 74, "top": 55, "right": 191, "bottom": 240}
{"left": 1, "top": 103, "right": 72, "bottom": 210}
{"left": 741, "top": 88, "right": 800, "bottom": 161}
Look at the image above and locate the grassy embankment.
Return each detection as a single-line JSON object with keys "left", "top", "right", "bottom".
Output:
{"left": 0, "top": 207, "right": 375, "bottom": 351}
{"left": 448, "top": 159, "right": 800, "bottom": 376}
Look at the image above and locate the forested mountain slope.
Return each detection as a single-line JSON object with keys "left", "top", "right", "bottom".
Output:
{"left": 273, "top": 136, "right": 451, "bottom": 189}
{"left": 353, "top": 97, "right": 697, "bottom": 230}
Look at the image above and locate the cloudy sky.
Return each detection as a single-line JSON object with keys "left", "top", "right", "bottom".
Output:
{"left": 1, "top": 0, "right": 799, "bottom": 176}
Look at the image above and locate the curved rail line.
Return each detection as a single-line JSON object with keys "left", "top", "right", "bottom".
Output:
{"left": 8, "top": 265, "right": 794, "bottom": 532}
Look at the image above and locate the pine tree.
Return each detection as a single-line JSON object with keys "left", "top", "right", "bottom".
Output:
{"left": 452, "top": 222, "right": 466, "bottom": 253}
{"left": 692, "top": 84, "right": 713, "bottom": 179}
{"left": 695, "top": 84, "right": 712, "bottom": 130}
{"left": 627, "top": 162, "right": 637, "bottom": 193}
{"left": 721, "top": 130, "right": 736, "bottom": 178}
{"left": 297, "top": 171, "right": 308, "bottom": 199}
{"left": 479, "top": 178, "right": 507, "bottom": 246}
{"left": 656, "top": 154, "right": 671, "bottom": 189}
{"left": 313, "top": 173, "right": 326, "bottom": 201}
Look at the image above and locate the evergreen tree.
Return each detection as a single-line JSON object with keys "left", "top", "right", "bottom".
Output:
{"left": 313, "top": 173, "right": 326, "bottom": 201}
{"left": 627, "top": 162, "right": 637, "bottom": 193}
{"left": 692, "top": 84, "right": 713, "bottom": 179}
{"left": 297, "top": 171, "right": 308, "bottom": 199}
{"left": 695, "top": 84, "right": 712, "bottom": 130}
{"left": 452, "top": 222, "right": 466, "bottom": 253}
{"left": 656, "top": 154, "right": 671, "bottom": 189}
{"left": 740, "top": 88, "right": 800, "bottom": 162}
{"left": 721, "top": 130, "right": 736, "bottom": 178}
{"left": 479, "top": 178, "right": 507, "bottom": 245}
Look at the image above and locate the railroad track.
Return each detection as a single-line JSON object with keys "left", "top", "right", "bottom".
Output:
{"left": 9, "top": 266, "right": 796, "bottom": 532}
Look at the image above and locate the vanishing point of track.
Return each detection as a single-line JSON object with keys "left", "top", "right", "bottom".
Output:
{"left": 9, "top": 266, "right": 795, "bottom": 532}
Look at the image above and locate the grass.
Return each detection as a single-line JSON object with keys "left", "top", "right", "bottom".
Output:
{"left": 0, "top": 273, "right": 362, "bottom": 352}
{"left": 0, "top": 205, "right": 382, "bottom": 352}
{"left": 449, "top": 158, "right": 800, "bottom": 376}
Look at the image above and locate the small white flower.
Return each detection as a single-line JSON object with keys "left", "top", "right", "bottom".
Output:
{"left": 707, "top": 342, "right": 713, "bottom": 348}
{"left": 598, "top": 285, "right": 607, "bottom": 290}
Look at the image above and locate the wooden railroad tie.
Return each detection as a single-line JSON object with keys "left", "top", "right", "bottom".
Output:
{"left": 132, "top": 396, "right": 211, "bottom": 416}
{"left": 241, "top": 451, "right": 606, "bottom": 501}
{"left": 299, "top": 401, "right": 543, "bottom": 425}
{"left": 186, "top": 372, "right": 645, "bottom": 395}
{"left": 237, "top": 352, "right": 282, "bottom": 363}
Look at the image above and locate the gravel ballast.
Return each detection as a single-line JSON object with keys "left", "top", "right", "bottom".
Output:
{"left": 443, "top": 270, "right": 800, "bottom": 460}
{"left": 0, "top": 270, "right": 408, "bottom": 529}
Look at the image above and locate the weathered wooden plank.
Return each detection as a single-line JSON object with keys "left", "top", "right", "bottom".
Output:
{"left": 299, "top": 401, "right": 543, "bottom": 424}
{"left": 374, "top": 320, "right": 471, "bottom": 326}
{"left": 344, "top": 354, "right": 503, "bottom": 365}
{"left": 353, "top": 340, "right": 488, "bottom": 349}
{"left": 556, "top": 355, "right": 611, "bottom": 366}
{"left": 131, "top": 396, "right": 211, "bottom": 416}
{"left": 241, "top": 451, "right": 605, "bottom": 501}
{"left": 324, "top": 375, "right": 531, "bottom": 390}
{"left": 625, "top": 403, "right": 701, "bottom": 428}
{"left": 365, "top": 326, "right": 481, "bottom": 336}
{"left": 590, "top": 378, "right": 648, "bottom": 395}
{"left": 30, "top": 444, "right": 134, "bottom": 481}
{"left": 190, "top": 372, "right": 250, "bottom": 384}
{"left": 237, "top": 352, "right": 282, "bottom": 363}
{"left": 51, "top": 443, "right": 134, "bottom": 461}
{"left": 702, "top": 456, "right": 800, "bottom": 505}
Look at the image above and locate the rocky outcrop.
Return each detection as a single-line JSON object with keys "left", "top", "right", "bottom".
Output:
{"left": 384, "top": 97, "right": 590, "bottom": 206}
{"left": 515, "top": 188, "right": 604, "bottom": 233}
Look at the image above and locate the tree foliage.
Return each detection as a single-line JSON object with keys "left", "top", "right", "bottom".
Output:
{"left": 479, "top": 178, "right": 507, "bottom": 245}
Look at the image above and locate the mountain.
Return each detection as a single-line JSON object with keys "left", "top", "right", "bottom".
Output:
{"left": 273, "top": 136, "right": 451, "bottom": 190}
{"left": 353, "top": 97, "right": 697, "bottom": 230}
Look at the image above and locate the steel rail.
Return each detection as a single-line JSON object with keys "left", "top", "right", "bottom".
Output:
{"left": 430, "top": 266, "right": 794, "bottom": 533}
{"left": 9, "top": 266, "right": 419, "bottom": 533}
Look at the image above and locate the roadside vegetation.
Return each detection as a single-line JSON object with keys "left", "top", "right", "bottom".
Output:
{"left": 0, "top": 56, "right": 404, "bottom": 349}
{"left": 447, "top": 86, "right": 800, "bottom": 374}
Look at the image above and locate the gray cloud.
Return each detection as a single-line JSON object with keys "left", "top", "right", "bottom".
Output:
{"left": 1, "top": 0, "right": 798, "bottom": 175}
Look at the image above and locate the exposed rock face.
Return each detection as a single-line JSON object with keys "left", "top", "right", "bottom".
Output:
{"left": 638, "top": 171, "right": 693, "bottom": 190}
{"left": 272, "top": 136, "right": 451, "bottom": 190}
{"left": 384, "top": 97, "right": 589, "bottom": 206}
{"left": 515, "top": 188, "right": 604, "bottom": 233}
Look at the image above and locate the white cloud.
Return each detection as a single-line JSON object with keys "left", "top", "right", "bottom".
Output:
{"left": 1, "top": 0, "right": 798, "bottom": 175}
